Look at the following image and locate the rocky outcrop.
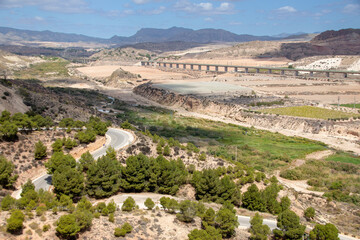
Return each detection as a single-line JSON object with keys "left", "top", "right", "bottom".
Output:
{"left": 104, "top": 68, "right": 137, "bottom": 88}
{"left": 134, "top": 83, "right": 360, "bottom": 143}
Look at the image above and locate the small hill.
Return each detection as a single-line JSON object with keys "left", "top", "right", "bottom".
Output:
{"left": 104, "top": 68, "right": 138, "bottom": 88}
{"left": 90, "top": 47, "right": 157, "bottom": 64}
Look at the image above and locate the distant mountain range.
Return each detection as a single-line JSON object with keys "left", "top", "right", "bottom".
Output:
{"left": 0, "top": 26, "right": 309, "bottom": 46}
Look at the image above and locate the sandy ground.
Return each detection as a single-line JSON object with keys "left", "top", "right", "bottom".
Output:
{"left": 76, "top": 65, "right": 120, "bottom": 78}
{"left": 77, "top": 65, "right": 191, "bottom": 80}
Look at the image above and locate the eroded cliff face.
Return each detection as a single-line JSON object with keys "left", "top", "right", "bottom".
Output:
{"left": 134, "top": 83, "right": 360, "bottom": 144}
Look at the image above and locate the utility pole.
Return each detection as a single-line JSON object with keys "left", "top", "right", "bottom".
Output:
{"left": 354, "top": 96, "right": 356, "bottom": 109}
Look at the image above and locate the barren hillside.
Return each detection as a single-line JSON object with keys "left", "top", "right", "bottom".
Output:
{"left": 90, "top": 47, "right": 157, "bottom": 65}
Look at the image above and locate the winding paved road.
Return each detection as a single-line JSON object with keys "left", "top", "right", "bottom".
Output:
{"left": 14, "top": 128, "right": 134, "bottom": 198}
{"left": 11, "top": 128, "right": 358, "bottom": 240}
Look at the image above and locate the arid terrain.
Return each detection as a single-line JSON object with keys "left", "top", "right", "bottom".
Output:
{"left": 0, "top": 27, "right": 359, "bottom": 240}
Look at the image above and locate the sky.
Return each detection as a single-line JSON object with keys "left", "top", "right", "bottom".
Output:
{"left": 0, "top": 0, "right": 359, "bottom": 38}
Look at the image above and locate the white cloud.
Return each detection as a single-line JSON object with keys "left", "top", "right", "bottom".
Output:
{"left": 175, "top": 0, "right": 234, "bottom": 15}
{"left": 277, "top": 6, "right": 297, "bottom": 13}
{"left": 343, "top": 3, "right": 360, "bottom": 14}
{"left": 34, "top": 16, "right": 44, "bottom": 21}
{"left": 196, "top": 2, "right": 213, "bottom": 11}
{"left": 0, "top": 0, "right": 92, "bottom": 13}
{"left": 146, "top": 6, "right": 166, "bottom": 14}
{"left": 132, "top": 0, "right": 150, "bottom": 4}
{"left": 123, "top": 9, "right": 135, "bottom": 15}
{"left": 204, "top": 17, "right": 213, "bottom": 22}
{"left": 314, "top": 9, "right": 331, "bottom": 17}
{"left": 229, "top": 21, "right": 242, "bottom": 25}
{"left": 218, "top": 2, "right": 231, "bottom": 11}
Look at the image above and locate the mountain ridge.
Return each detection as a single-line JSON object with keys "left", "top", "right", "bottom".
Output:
{"left": 0, "top": 26, "right": 305, "bottom": 45}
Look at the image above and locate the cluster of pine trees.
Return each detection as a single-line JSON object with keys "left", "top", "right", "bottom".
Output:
{"left": 0, "top": 111, "right": 53, "bottom": 140}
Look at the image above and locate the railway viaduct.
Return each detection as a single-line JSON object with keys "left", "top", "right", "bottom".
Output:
{"left": 141, "top": 61, "right": 360, "bottom": 79}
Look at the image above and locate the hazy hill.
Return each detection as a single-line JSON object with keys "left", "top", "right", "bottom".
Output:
{"left": 0, "top": 26, "right": 106, "bottom": 43}
{"left": 111, "top": 27, "right": 280, "bottom": 44}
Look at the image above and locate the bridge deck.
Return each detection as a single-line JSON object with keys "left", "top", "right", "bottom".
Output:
{"left": 142, "top": 61, "right": 360, "bottom": 74}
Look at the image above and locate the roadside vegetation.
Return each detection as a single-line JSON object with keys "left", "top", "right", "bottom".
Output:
{"left": 0, "top": 110, "right": 109, "bottom": 143}
{"left": 258, "top": 105, "right": 360, "bottom": 120}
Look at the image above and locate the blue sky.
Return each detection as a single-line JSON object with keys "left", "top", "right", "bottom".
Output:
{"left": 0, "top": 0, "right": 359, "bottom": 38}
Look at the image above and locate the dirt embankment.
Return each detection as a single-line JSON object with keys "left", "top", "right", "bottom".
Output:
{"left": 134, "top": 83, "right": 360, "bottom": 154}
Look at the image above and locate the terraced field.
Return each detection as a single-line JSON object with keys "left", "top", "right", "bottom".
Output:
{"left": 258, "top": 106, "right": 360, "bottom": 120}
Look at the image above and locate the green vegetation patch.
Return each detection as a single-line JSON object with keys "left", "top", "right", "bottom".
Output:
{"left": 339, "top": 103, "right": 360, "bottom": 109}
{"left": 113, "top": 103, "right": 326, "bottom": 171}
{"left": 258, "top": 105, "right": 360, "bottom": 120}
{"left": 326, "top": 152, "right": 360, "bottom": 165}
{"left": 15, "top": 58, "right": 69, "bottom": 78}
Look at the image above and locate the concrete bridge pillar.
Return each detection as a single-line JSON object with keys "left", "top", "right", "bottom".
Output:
{"left": 343, "top": 73, "right": 348, "bottom": 78}
{"left": 224, "top": 66, "right": 228, "bottom": 72}
{"left": 281, "top": 70, "right": 285, "bottom": 75}
{"left": 326, "top": 72, "right": 330, "bottom": 78}
{"left": 268, "top": 69, "right": 272, "bottom": 74}
{"left": 245, "top": 68, "right": 248, "bottom": 73}
{"left": 183, "top": 64, "right": 186, "bottom": 69}
{"left": 256, "top": 68, "right": 260, "bottom": 73}
{"left": 176, "top": 64, "right": 179, "bottom": 69}
{"left": 190, "top": 65, "right": 194, "bottom": 70}
{"left": 198, "top": 65, "right": 201, "bottom": 70}
{"left": 207, "top": 65, "right": 210, "bottom": 71}
{"left": 295, "top": 71, "right": 299, "bottom": 76}
{"left": 215, "top": 66, "right": 219, "bottom": 72}
{"left": 234, "top": 67, "right": 238, "bottom": 72}
{"left": 310, "top": 72, "right": 313, "bottom": 77}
